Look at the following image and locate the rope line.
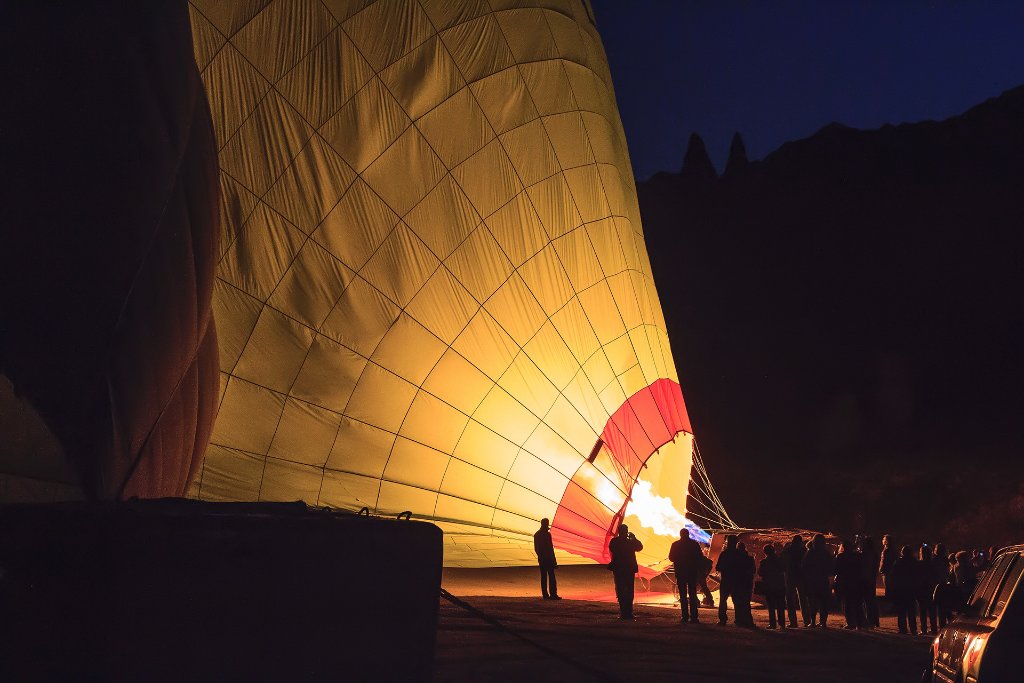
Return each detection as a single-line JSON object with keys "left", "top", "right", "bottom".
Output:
{"left": 439, "top": 588, "right": 622, "bottom": 683}
{"left": 686, "top": 440, "right": 737, "bottom": 530}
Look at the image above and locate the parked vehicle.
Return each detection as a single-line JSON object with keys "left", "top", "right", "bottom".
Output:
{"left": 927, "top": 545, "right": 1024, "bottom": 682}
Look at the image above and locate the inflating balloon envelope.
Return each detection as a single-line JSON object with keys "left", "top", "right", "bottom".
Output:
{"left": 0, "top": 0, "right": 735, "bottom": 572}
{"left": 196, "top": 0, "right": 738, "bottom": 567}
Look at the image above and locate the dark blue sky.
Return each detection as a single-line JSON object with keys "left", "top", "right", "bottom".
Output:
{"left": 591, "top": 1, "right": 1024, "bottom": 180}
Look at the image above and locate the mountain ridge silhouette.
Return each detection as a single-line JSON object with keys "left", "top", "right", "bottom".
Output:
{"left": 638, "top": 84, "right": 1024, "bottom": 545}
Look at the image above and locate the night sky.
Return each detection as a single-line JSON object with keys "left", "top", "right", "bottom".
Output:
{"left": 591, "top": 1, "right": 1024, "bottom": 178}
{"left": 591, "top": 1, "right": 1024, "bottom": 545}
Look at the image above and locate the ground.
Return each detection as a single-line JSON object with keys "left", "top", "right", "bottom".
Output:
{"left": 436, "top": 566, "right": 930, "bottom": 682}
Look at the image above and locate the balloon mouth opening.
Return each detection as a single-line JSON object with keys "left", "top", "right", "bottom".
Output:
{"left": 549, "top": 378, "right": 699, "bottom": 566}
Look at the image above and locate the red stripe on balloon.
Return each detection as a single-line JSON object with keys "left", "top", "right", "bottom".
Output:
{"left": 550, "top": 378, "right": 691, "bottom": 564}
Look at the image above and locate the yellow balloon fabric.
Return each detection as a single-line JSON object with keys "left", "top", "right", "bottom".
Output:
{"left": 188, "top": 0, "right": 689, "bottom": 566}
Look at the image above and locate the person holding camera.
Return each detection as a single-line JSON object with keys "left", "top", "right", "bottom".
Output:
{"left": 608, "top": 524, "right": 644, "bottom": 620}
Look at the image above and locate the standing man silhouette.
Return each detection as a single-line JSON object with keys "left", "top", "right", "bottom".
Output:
{"left": 734, "top": 542, "right": 756, "bottom": 627}
{"left": 802, "top": 534, "right": 836, "bottom": 627}
{"left": 608, "top": 524, "right": 644, "bottom": 620}
{"left": 780, "top": 534, "right": 808, "bottom": 627}
{"left": 534, "top": 518, "right": 560, "bottom": 599}
{"left": 669, "top": 528, "right": 703, "bottom": 623}
{"left": 716, "top": 534, "right": 743, "bottom": 625}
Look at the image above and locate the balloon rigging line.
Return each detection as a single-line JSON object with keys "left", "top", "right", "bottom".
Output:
{"left": 439, "top": 588, "right": 622, "bottom": 683}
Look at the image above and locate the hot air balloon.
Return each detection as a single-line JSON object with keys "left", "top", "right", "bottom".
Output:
{"left": 0, "top": 3, "right": 741, "bottom": 678}
{"left": 186, "top": 0, "right": 733, "bottom": 569}
{"left": 0, "top": 0, "right": 734, "bottom": 574}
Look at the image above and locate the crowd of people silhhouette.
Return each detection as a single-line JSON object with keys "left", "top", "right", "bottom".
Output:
{"left": 534, "top": 520, "right": 996, "bottom": 632}
{"left": 880, "top": 536, "right": 993, "bottom": 635}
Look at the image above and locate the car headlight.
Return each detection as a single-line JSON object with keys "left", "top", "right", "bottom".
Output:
{"left": 965, "top": 633, "right": 987, "bottom": 680}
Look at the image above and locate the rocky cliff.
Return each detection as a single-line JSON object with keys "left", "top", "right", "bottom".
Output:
{"left": 640, "top": 85, "right": 1024, "bottom": 543}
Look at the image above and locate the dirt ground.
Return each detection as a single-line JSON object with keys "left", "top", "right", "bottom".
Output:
{"left": 436, "top": 566, "right": 931, "bottom": 682}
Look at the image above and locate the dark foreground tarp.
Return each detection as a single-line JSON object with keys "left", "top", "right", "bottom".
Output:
{"left": 0, "top": 500, "right": 442, "bottom": 681}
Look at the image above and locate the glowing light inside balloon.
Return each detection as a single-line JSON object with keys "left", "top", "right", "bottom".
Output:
{"left": 596, "top": 477, "right": 627, "bottom": 512}
{"left": 626, "top": 480, "right": 710, "bottom": 544}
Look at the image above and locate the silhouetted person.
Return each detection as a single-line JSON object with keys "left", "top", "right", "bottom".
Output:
{"left": 734, "top": 542, "right": 756, "bottom": 627}
{"left": 716, "top": 535, "right": 743, "bottom": 625}
{"left": 973, "top": 548, "right": 991, "bottom": 572}
{"left": 889, "top": 545, "right": 919, "bottom": 634}
{"left": 669, "top": 529, "right": 703, "bottom": 623}
{"left": 758, "top": 543, "right": 786, "bottom": 629}
{"left": 834, "top": 540, "right": 864, "bottom": 629}
{"left": 534, "top": 518, "right": 560, "bottom": 600}
{"left": 968, "top": 548, "right": 983, "bottom": 574}
{"left": 879, "top": 534, "right": 895, "bottom": 599}
{"left": 933, "top": 544, "right": 955, "bottom": 628}
{"left": 802, "top": 534, "right": 835, "bottom": 627}
{"left": 608, "top": 524, "right": 643, "bottom": 620}
{"left": 916, "top": 544, "right": 937, "bottom": 635}
{"left": 780, "top": 534, "right": 808, "bottom": 627}
{"left": 697, "top": 546, "right": 715, "bottom": 607}
{"left": 858, "top": 536, "right": 880, "bottom": 628}
{"left": 953, "top": 550, "right": 978, "bottom": 610}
